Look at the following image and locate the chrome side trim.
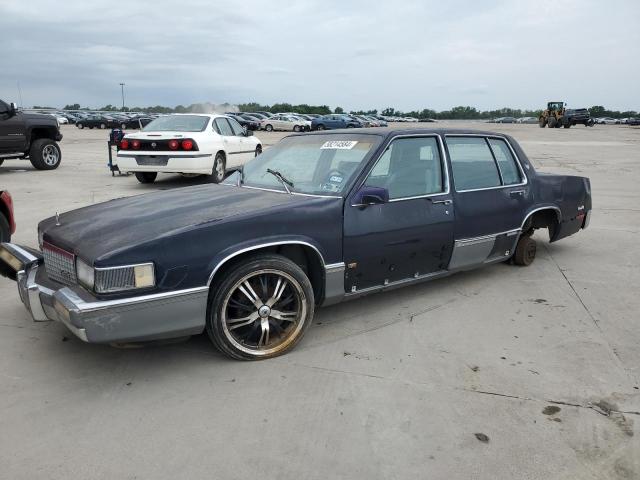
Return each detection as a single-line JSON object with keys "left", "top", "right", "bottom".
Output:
{"left": 206, "top": 240, "right": 327, "bottom": 287}
{"left": 68, "top": 286, "right": 209, "bottom": 313}
{"left": 520, "top": 206, "right": 562, "bottom": 230}
{"left": 325, "top": 262, "right": 345, "bottom": 271}
{"left": 346, "top": 270, "right": 449, "bottom": 298}
{"left": 444, "top": 134, "right": 529, "bottom": 193}
{"left": 455, "top": 228, "right": 521, "bottom": 245}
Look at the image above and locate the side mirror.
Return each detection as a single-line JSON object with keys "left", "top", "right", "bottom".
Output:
{"left": 353, "top": 186, "right": 389, "bottom": 206}
{"left": 9, "top": 103, "right": 17, "bottom": 115}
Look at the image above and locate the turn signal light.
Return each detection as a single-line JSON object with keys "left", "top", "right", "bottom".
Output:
{"left": 132, "top": 140, "right": 141, "bottom": 150}
{"left": 120, "top": 139, "right": 129, "bottom": 149}
{"left": 182, "top": 139, "right": 194, "bottom": 150}
{"left": 168, "top": 140, "right": 179, "bottom": 150}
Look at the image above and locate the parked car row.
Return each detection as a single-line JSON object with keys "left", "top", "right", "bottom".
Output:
{"left": 594, "top": 117, "right": 640, "bottom": 125}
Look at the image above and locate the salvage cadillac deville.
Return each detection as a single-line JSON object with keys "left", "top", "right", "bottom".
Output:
{"left": 0, "top": 129, "right": 592, "bottom": 360}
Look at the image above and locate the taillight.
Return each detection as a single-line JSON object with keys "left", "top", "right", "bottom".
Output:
{"left": 182, "top": 139, "right": 194, "bottom": 151}
{"left": 168, "top": 140, "right": 179, "bottom": 150}
{"left": 132, "top": 140, "right": 141, "bottom": 150}
{"left": 120, "top": 139, "right": 129, "bottom": 150}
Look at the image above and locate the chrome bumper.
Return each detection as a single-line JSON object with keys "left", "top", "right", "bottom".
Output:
{"left": 1, "top": 243, "right": 208, "bottom": 343}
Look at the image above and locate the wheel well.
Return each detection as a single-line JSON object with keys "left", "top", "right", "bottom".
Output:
{"left": 209, "top": 244, "right": 325, "bottom": 304}
{"left": 522, "top": 209, "right": 560, "bottom": 239}
{"left": 30, "top": 128, "right": 56, "bottom": 142}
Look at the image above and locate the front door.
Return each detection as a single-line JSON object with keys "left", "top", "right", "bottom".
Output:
{"left": 0, "top": 101, "right": 27, "bottom": 153}
{"left": 343, "top": 135, "right": 454, "bottom": 292}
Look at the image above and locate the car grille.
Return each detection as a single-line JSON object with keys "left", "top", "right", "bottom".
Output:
{"left": 43, "top": 242, "right": 77, "bottom": 286}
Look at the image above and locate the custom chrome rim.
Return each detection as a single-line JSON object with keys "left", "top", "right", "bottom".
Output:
{"left": 43, "top": 145, "right": 59, "bottom": 166}
{"left": 221, "top": 269, "right": 306, "bottom": 356}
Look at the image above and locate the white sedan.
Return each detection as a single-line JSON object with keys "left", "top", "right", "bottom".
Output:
{"left": 260, "top": 114, "right": 309, "bottom": 132}
{"left": 117, "top": 114, "right": 262, "bottom": 184}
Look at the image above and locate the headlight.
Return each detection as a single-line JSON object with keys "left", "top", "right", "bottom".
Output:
{"left": 76, "top": 258, "right": 95, "bottom": 290}
{"left": 94, "top": 263, "right": 155, "bottom": 294}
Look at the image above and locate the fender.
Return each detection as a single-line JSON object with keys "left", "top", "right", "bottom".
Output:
{"left": 206, "top": 235, "right": 329, "bottom": 287}
{"left": 520, "top": 205, "right": 562, "bottom": 230}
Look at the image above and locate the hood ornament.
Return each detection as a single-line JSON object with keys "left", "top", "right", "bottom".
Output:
{"left": 55, "top": 211, "right": 61, "bottom": 226}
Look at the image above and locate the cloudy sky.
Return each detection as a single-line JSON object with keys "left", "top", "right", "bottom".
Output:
{"left": 1, "top": 0, "right": 638, "bottom": 111}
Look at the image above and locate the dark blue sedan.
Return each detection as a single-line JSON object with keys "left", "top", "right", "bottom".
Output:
{"left": 0, "top": 128, "right": 591, "bottom": 360}
{"left": 311, "top": 114, "right": 363, "bottom": 130}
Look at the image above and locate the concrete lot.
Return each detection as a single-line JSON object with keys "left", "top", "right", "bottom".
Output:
{"left": 1, "top": 122, "right": 639, "bottom": 479}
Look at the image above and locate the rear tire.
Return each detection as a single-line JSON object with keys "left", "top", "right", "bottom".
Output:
{"left": 208, "top": 152, "right": 226, "bottom": 183}
{"left": 77, "top": 123, "right": 84, "bottom": 129}
{"left": 265, "top": 124, "right": 273, "bottom": 132}
{"left": 135, "top": 172, "right": 157, "bottom": 183}
{"left": 0, "top": 213, "right": 10, "bottom": 243}
{"left": 29, "top": 138, "right": 62, "bottom": 170}
{"left": 206, "top": 254, "right": 314, "bottom": 360}
{"left": 316, "top": 124, "right": 325, "bottom": 131}
{"left": 100, "top": 123, "right": 106, "bottom": 129}
{"left": 121, "top": 123, "right": 127, "bottom": 129}
{"left": 513, "top": 236, "right": 537, "bottom": 266}
{"left": 547, "top": 117, "right": 557, "bottom": 128}
{"left": 293, "top": 125, "right": 301, "bottom": 132}
{"left": 538, "top": 118, "right": 546, "bottom": 128}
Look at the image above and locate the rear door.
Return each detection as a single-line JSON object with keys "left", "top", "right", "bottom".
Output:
{"left": 226, "top": 116, "right": 256, "bottom": 164}
{"left": 445, "top": 135, "right": 531, "bottom": 270}
{"left": 214, "top": 117, "right": 244, "bottom": 168}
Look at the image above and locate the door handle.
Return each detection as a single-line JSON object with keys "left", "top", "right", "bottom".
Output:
{"left": 429, "top": 199, "right": 452, "bottom": 205}
{"left": 509, "top": 189, "right": 526, "bottom": 198}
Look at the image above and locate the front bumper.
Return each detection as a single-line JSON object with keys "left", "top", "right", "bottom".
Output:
{"left": 0, "top": 243, "right": 208, "bottom": 344}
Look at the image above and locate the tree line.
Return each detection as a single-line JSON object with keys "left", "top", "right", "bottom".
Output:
{"left": 57, "top": 102, "right": 637, "bottom": 120}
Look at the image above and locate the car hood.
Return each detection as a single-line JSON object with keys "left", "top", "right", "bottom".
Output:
{"left": 21, "top": 112, "right": 58, "bottom": 126}
{"left": 40, "top": 184, "right": 322, "bottom": 263}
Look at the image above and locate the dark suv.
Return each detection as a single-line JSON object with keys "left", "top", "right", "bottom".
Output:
{"left": 311, "top": 114, "right": 363, "bottom": 130}
{"left": 0, "top": 99, "right": 63, "bottom": 169}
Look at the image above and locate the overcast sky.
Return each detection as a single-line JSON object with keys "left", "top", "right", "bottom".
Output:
{"left": 1, "top": 0, "right": 638, "bottom": 111}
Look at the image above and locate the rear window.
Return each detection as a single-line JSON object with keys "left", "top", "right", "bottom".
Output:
{"left": 143, "top": 115, "right": 209, "bottom": 132}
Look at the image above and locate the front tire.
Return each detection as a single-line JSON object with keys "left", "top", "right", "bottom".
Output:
{"left": 293, "top": 125, "right": 301, "bottom": 132}
{"left": 315, "top": 124, "right": 325, "bottom": 131}
{"left": 135, "top": 172, "right": 157, "bottom": 183}
{"left": 513, "top": 236, "right": 537, "bottom": 266}
{"left": 77, "top": 123, "right": 84, "bottom": 129}
{"left": 265, "top": 124, "right": 273, "bottom": 132}
{"left": 538, "top": 118, "right": 546, "bottom": 128}
{"left": 206, "top": 254, "right": 315, "bottom": 360}
{"left": 100, "top": 123, "right": 106, "bottom": 129}
{"left": 547, "top": 117, "right": 557, "bottom": 128}
{"left": 208, "top": 152, "right": 226, "bottom": 183}
{"left": 29, "top": 139, "right": 62, "bottom": 170}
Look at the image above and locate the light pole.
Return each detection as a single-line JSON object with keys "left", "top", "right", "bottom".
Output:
{"left": 119, "top": 83, "right": 125, "bottom": 110}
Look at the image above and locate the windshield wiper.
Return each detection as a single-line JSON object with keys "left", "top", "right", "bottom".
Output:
{"left": 266, "top": 168, "right": 294, "bottom": 194}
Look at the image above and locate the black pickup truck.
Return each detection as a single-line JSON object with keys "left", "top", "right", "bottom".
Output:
{"left": 0, "top": 99, "right": 63, "bottom": 169}
{"left": 0, "top": 128, "right": 591, "bottom": 360}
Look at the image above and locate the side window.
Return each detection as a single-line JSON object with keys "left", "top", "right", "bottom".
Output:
{"left": 215, "top": 118, "right": 234, "bottom": 136}
{"left": 212, "top": 119, "right": 220, "bottom": 134}
{"left": 365, "top": 137, "right": 444, "bottom": 200}
{"left": 447, "top": 137, "right": 501, "bottom": 191}
{"left": 488, "top": 138, "right": 522, "bottom": 185}
{"left": 227, "top": 117, "right": 245, "bottom": 136}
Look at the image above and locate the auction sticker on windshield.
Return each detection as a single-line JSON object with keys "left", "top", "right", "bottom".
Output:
{"left": 321, "top": 140, "right": 358, "bottom": 150}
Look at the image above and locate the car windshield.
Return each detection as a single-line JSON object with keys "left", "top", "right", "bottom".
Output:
{"left": 143, "top": 115, "right": 209, "bottom": 132}
{"left": 240, "top": 134, "right": 382, "bottom": 195}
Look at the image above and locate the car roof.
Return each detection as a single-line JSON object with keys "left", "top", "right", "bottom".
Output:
{"left": 292, "top": 127, "right": 515, "bottom": 139}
